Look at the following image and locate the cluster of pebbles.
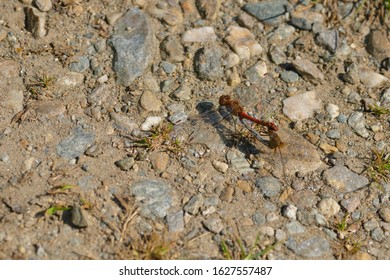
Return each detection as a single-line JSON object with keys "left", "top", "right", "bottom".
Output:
{"left": 0, "top": 0, "right": 389, "bottom": 259}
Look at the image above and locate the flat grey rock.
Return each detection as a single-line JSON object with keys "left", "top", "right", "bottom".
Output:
{"left": 109, "top": 8, "right": 155, "bottom": 86}
{"left": 56, "top": 127, "right": 96, "bottom": 159}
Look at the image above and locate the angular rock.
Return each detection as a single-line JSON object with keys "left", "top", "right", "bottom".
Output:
{"left": 202, "top": 217, "right": 224, "bottom": 233}
{"left": 56, "top": 72, "right": 84, "bottom": 87}
{"left": 25, "top": 7, "right": 47, "bottom": 38}
{"left": 323, "top": 165, "right": 369, "bottom": 193}
{"left": 71, "top": 205, "right": 88, "bottom": 228}
{"left": 110, "top": 112, "right": 138, "bottom": 134}
{"left": 283, "top": 91, "right": 322, "bottom": 121}
{"left": 347, "top": 112, "right": 369, "bottom": 138}
{"left": 160, "top": 36, "right": 185, "bottom": 63}
{"left": 194, "top": 46, "right": 223, "bottom": 81}
{"left": 139, "top": 90, "right": 162, "bottom": 112}
{"left": 184, "top": 194, "right": 204, "bottom": 215}
{"left": 225, "top": 26, "right": 262, "bottom": 60}
{"left": 292, "top": 58, "right": 324, "bottom": 84}
{"left": 316, "top": 29, "right": 338, "bottom": 53}
{"left": 243, "top": 61, "right": 267, "bottom": 84}
{"left": 110, "top": 8, "right": 155, "bottom": 86}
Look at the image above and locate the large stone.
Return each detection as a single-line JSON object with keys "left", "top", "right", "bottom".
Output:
{"left": 109, "top": 8, "right": 155, "bottom": 86}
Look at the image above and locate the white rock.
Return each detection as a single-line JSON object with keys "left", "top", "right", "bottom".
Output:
{"left": 282, "top": 91, "right": 322, "bottom": 121}
{"left": 283, "top": 204, "right": 298, "bottom": 220}
{"left": 326, "top": 103, "right": 339, "bottom": 119}
{"left": 318, "top": 198, "right": 340, "bottom": 218}
{"left": 140, "top": 116, "right": 162, "bottom": 131}
{"left": 181, "top": 27, "right": 217, "bottom": 43}
{"left": 359, "top": 68, "right": 389, "bottom": 88}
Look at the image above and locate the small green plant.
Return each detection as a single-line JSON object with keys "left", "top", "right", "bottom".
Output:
{"left": 367, "top": 149, "right": 390, "bottom": 186}
{"left": 369, "top": 104, "right": 390, "bottom": 116}
{"left": 221, "top": 232, "right": 278, "bottom": 260}
{"left": 27, "top": 73, "right": 55, "bottom": 98}
{"left": 131, "top": 122, "right": 183, "bottom": 154}
{"left": 44, "top": 205, "right": 71, "bottom": 216}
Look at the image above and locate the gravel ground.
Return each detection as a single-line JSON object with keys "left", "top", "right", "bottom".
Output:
{"left": 0, "top": 0, "right": 389, "bottom": 260}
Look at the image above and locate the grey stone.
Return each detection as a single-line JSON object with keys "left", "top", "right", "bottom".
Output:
{"left": 326, "top": 129, "right": 341, "bottom": 139}
{"left": 243, "top": 0, "right": 290, "bottom": 25}
{"left": 316, "top": 29, "right": 338, "bottom": 53}
{"left": 56, "top": 127, "right": 95, "bottom": 160}
{"left": 160, "top": 61, "right": 176, "bottom": 74}
{"left": 280, "top": 70, "right": 299, "bottom": 83}
{"left": 203, "top": 217, "right": 224, "bottom": 233}
{"left": 71, "top": 205, "right": 88, "bottom": 228}
{"left": 69, "top": 56, "right": 90, "bottom": 73}
{"left": 184, "top": 194, "right": 204, "bottom": 215}
{"left": 294, "top": 236, "right": 332, "bottom": 258}
{"left": 255, "top": 176, "right": 281, "bottom": 198}
{"left": 115, "top": 157, "right": 135, "bottom": 171}
{"left": 348, "top": 112, "right": 369, "bottom": 138}
{"left": 252, "top": 211, "right": 266, "bottom": 225}
{"left": 131, "top": 180, "right": 173, "bottom": 219}
{"left": 194, "top": 46, "right": 223, "bottom": 81}
{"left": 371, "top": 227, "right": 384, "bottom": 242}
{"left": 285, "top": 221, "right": 305, "bottom": 234}
{"left": 364, "top": 219, "right": 379, "bottom": 231}
{"left": 269, "top": 45, "right": 287, "bottom": 65}
{"left": 167, "top": 211, "right": 184, "bottom": 233}
{"left": 323, "top": 165, "right": 369, "bottom": 193}
{"left": 109, "top": 8, "right": 155, "bottom": 86}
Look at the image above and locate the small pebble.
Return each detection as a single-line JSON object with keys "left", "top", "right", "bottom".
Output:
{"left": 282, "top": 204, "right": 298, "bottom": 220}
{"left": 225, "top": 26, "right": 263, "bottom": 60}
{"left": 255, "top": 176, "right": 281, "bottom": 198}
{"left": 212, "top": 160, "right": 228, "bottom": 173}
{"left": 115, "top": 157, "right": 135, "bottom": 171}
{"left": 34, "top": 0, "right": 52, "bottom": 12}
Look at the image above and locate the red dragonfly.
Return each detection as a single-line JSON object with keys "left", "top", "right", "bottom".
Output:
{"left": 218, "top": 95, "right": 284, "bottom": 151}
{"left": 173, "top": 94, "right": 321, "bottom": 177}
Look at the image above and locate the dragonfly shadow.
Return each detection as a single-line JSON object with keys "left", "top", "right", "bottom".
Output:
{"left": 188, "top": 100, "right": 262, "bottom": 155}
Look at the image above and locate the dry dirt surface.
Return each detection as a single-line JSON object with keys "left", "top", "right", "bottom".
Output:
{"left": 0, "top": 0, "right": 390, "bottom": 260}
